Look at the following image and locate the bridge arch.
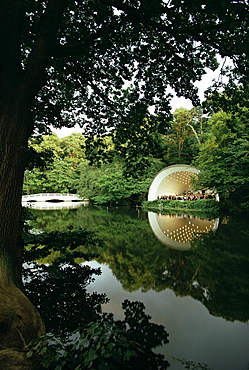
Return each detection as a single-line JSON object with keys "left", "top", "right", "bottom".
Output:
{"left": 22, "top": 193, "right": 84, "bottom": 203}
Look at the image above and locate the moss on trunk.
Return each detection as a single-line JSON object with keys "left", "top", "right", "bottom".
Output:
{"left": 0, "top": 283, "right": 45, "bottom": 368}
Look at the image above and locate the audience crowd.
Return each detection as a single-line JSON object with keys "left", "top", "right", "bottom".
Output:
{"left": 157, "top": 194, "right": 214, "bottom": 201}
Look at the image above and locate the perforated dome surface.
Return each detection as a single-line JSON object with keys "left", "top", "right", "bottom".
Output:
{"left": 148, "top": 164, "right": 200, "bottom": 201}
{"left": 148, "top": 212, "right": 219, "bottom": 250}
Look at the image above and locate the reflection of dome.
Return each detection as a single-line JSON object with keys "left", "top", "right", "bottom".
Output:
{"left": 148, "top": 164, "right": 200, "bottom": 201}
{"left": 148, "top": 212, "right": 219, "bottom": 250}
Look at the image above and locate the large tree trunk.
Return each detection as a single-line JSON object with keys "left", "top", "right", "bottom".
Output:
{"left": 0, "top": 106, "right": 32, "bottom": 287}
{"left": 0, "top": 107, "right": 46, "bottom": 367}
{"left": 0, "top": 2, "right": 67, "bottom": 366}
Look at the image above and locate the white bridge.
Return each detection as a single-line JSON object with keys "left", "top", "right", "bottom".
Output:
{"left": 22, "top": 193, "right": 85, "bottom": 203}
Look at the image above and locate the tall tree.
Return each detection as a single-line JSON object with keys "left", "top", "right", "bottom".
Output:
{"left": 193, "top": 110, "right": 249, "bottom": 210}
{"left": 24, "top": 133, "right": 85, "bottom": 194}
{"left": 166, "top": 107, "right": 206, "bottom": 163}
{"left": 0, "top": 0, "right": 249, "bottom": 360}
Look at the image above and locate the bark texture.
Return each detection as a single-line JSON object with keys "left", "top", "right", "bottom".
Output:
{"left": 0, "top": 107, "right": 45, "bottom": 368}
{"left": 0, "top": 1, "right": 68, "bottom": 368}
{"left": 0, "top": 283, "right": 46, "bottom": 369}
{"left": 0, "top": 105, "right": 32, "bottom": 287}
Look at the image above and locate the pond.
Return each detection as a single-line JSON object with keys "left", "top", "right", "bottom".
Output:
{"left": 29, "top": 204, "right": 249, "bottom": 370}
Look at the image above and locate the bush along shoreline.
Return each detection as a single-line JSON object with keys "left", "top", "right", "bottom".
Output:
{"left": 142, "top": 199, "right": 221, "bottom": 217}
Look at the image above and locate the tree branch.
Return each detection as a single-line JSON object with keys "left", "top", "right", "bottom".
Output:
{"left": 52, "top": 28, "right": 107, "bottom": 58}
{"left": 0, "top": 1, "right": 24, "bottom": 98}
{"left": 21, "top": 0, "right": 67, "bottom": 99}
{"left": 100, "top": 0, "right": 249, "bottom": 56}
{"left": 187, "top": 123, "right": 201, "bottom": 145}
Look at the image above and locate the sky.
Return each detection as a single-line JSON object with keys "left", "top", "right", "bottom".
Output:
{"left": 52, "top": 61, "right": 226, "bottom": 138}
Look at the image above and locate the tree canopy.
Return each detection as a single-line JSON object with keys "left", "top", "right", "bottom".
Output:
{"left": 2, "top": 0, "right": 249, "bottom": 137}
{"left": 193, "top": 108, "right": 249, "bottom": 210}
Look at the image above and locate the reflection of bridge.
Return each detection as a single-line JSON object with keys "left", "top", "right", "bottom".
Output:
{"left": 22, "top": 193, "right": 85, "bottom": 203}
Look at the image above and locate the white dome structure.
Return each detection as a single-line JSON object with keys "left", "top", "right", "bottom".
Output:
{"left": 147, "top": 164, "right": 219, "bottom": 250}
{"left": 148, "top": 164, "right": 200, "bottom": 201}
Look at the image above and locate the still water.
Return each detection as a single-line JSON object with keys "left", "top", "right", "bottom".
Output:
{"left": 30, "top": 204, "right": 249, "bottom": 370}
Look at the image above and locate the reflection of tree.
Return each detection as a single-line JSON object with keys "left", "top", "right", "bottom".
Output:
{"left": 31, "top": 208, "right": 76, "bottom": 231}
{"left": 106, "top": 212, "right": 249, "bottom": 323}
{"left": 30, "top": 207, "right": 249, "bottom": 322}
{"left": 23, "top": 250, "right": 170, "bottom": 368}
{"left": 24, "top": 261, "right": 107, "bottom": 336}
{"left": 189, "top": 215, "right": 249, "bottom": 322}
{"left": 158, "top": 251, "right": 203, "bottom": 297}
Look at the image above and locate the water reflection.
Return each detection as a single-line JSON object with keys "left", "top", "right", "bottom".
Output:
{"left": 29, "top": 206, "right": 249, "bottom": 322}
{"left": 23, "top": 201, "right": 89, "bottom": 210}
{"left": 148, "top": 212, "right": 219, "bottom": 250}
{"left": 27, "top": 206, "right": 249, "bottom": 369}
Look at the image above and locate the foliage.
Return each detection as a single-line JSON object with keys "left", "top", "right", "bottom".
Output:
{"left": 172, "top": 357, "right": 214, "bottom": 370}
{"left": 26, "top": 300, "right": 169, "bottom": 369}
{"left": 190, "top": 217, "right": 249, "bottom": 322}
{"left": 24, "top": 158, "right": 80, "bottom": 194}
{"left": 77, "top": 157, "right": 164, "bottom": 204}
{"left": 24, "top": 226, "right": 103, "bottom": 262}
{"left": 26, "top": 324, "right": 141, "bottom": 370}
{"left": 83, "top": 135, "right": 115, "bottom": 168}
{"left": 2, "top": 0, "right": 249, "bottom": 137}
{"left": 142, "top": 199, "right": 220, "bottom": 215}
{"left": 60, "top": 133, "right": 86, "bottom": 164}
{"left": 23, "top": 211, "right": 170, "bottom": 368}
{"left": 92, "top": 171, "right": 149, "bottom": 204}
{"left": 193, "top": 110, "right": 249, "bottom": 210}
{"left": 203, "top": 65, "right": 249, "bottom": 117}
{"left": 23, "top": 133, "right": 85, "bottom": 194}
{"left": 164, "top": 107, "right": 206, "bottom": 164}
{"left": 23, "top": 261, "right": 107, "bottom": 336}
{"left": 23, "top": 132, "right": 164, "bottom": 202}
{"left": 22, "top": 105, "right": 249, "bottom": 211}
{"left": 30, "top": 133, "right": 64, "bottom": 159}
{"left": 2, "top": 0, "right": 248, "bottom": 166}
{"left": 111, "top": 115, "right": 169, "bottom": 176}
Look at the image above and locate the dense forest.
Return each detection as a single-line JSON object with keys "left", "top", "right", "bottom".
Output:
{"left": 25, "top": 104, "right": 249, "bottom": 211}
